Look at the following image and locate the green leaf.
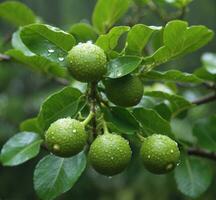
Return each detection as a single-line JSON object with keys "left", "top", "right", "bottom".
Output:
{"left": 96, "top": 26, "right": 130, "bottom": 54}
{"left": 20, "top": 118, "right": 43, "bottom": 136}
{"left": 34, "top": 152, "right": 86, "bottom": 200}
{"left": 153, "top": 103, "right": 172, "bottom": 121}
{"left": 0, "top": 132, "right": 43, "bottom": 166}
{"left": 125, "top": 24, "right": 160, "bottom": 56}
{"left": 133, "top": 107, "right": 172, "bottom": 136}
{"left": 194, "top": 67, "right": 216, "bottom": 82}
{"left": 6, "top": 49, "right": 67, "bottom": 78}
{"left": 145, "top": 70, "right": 203, "bottom": 83}
{"left": 68, "top": 23, "right": 98, "bottom": 43}
{"left": 92, "top": 0, "right": 131, "bottom": 33}
{"left": 103, "top": 106, "right": 140, "bottom": 134}
{"left": 202, "top": 53, "right": 216, "bottom": 75}
{"left": 20, "top": 24, "right": 76, "bottom": 64}
{"left": 0, "top": 1, "right": 37, "bottom": 27}
{"left": 175, "top": 156, "right": 213, "bottom": 198}
{"left": 193, "top": 115, "right": 216, "bottom": 151}
{"left": 106, "top": 56, "right": 142, "bottom": 78}
{"left": 143, "top": 20, "right": 214, "bottom": 70}
{"left": 38, "top": 87, "right": 84, "bottom": 131}
{"left": 144, "top": 91, "right": 193, "bottom": 117}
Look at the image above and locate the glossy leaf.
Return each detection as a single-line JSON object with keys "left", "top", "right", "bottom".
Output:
{"left": 145, "top": 70, "right": 203, "bottom": 83}
{"left": 6, "top": 49, "right": 67, "bottom": 78}
{"left": 68, "top": 23, "right": 98, "bottom": 43}
{"left": 96, "top": 26, "right": 130, "bottom": 54}
{"left": 20, "top": 118, "right": 43, "bottom": 136}
{"left": 133, "top": 107, "right": 172, "bottom": 136}
{"left": 145, "top": 91, "right": 193, "bottom": 117}
{"left": 0, "top": 132, "right": 43, "bottom": 166}
{"left": 92, "top": 0, "right": 131, "bottom": 33}
{"left": 194, "top": 67, "right": 216, "bottom": 82}
{"left": 106, "top": 56, "right": 142, "bottom": 78}
{"left": 38, "top": 87, "right": 84, "bottom": 131}
{"left": 143, "top": 20, "right": 214, "bottom": 70}
{"left": 20, "top": 24, "right": 76, "bottom": 64}
{"left": 125, "top": 24, "right": 160, "bottom": 55}
{"left": 0, "top": 1, "right": 37, "bottom": 27}
{"left": 193, "top": 115, "right": 216, "bottom": 151}
{"left": 34, "top": 152, "right": 86, "bottom": 200}
{"left": 103, "top": 106, "right": 140, "bottom": 134}
{"left": 175, "top": 156, "right": 213, "bottom": 198}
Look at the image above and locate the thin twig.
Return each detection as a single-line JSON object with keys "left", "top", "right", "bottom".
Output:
{"left": 188, "top": 148, "right": 216, "bottom": 161}
{"left": 192, "top": 92, "right": 216, "bottom": 105}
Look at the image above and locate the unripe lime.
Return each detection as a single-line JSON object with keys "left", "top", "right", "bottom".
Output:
{"left": 140, "top": 134, "right": 180, "bottom": 174}
{"left": 89, "top": 134, "right": 132, "bottom": 176}
{"left": 67, "top": 42, "right": 107, "bottom": 82}
{"left": 45, "top": 118, "right": 87, "bottom": 157}
{"left": 104, "top": 75, "right": 144, "bottom": 107}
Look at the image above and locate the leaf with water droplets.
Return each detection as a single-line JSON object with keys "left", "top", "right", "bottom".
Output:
{"left": 106, "top": 56, "right": 142, "bottom": 78}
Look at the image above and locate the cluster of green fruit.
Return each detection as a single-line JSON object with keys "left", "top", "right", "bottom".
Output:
{"left": 45, "top": 42, "right": 180, "bottom": 176}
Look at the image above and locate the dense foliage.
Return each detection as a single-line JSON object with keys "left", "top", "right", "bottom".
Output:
{"left": 0, "top": 0, "right": 216, "bottom": 200}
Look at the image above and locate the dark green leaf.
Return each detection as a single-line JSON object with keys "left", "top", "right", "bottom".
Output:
{"left": 38, "top": 87, "right": 84, "bottom": 131}
{"left": 154, "top": 103, "right": 172, "bottom": 121}
{"left": 6, "top": 49, "right": 67, "bottom": 78}
{"left": 145, "top": 70, "right": 203, "bottom": 83}
{"left": 133, "top": 107, "right": 172, "bottom": 136}
{"left": 143, "top": 20, "right": 214, "bottom": 70}
{"left": 175, "top": 156, "right": 213, "bottom": 198}
{"left": 0, "top": 1, "right": 37, "bottom": 27}
{"left": 96, "top": 26, "right": 130, "bottom": 54}
{"left": 194, "top": 67, "right": 216, "bottom": 82}
{"left": 106, "top": 56, "right": 142, "bottom": 78}
{"left": 68, "top": 23, "right": 98, "bottom": 43}
{"left": 145, "top": 91, "right": 193, "bottom": 117}
{"left": 20, "top": 118, "right": 43, "bottom": 136}
{"left": 125, "top": 24, "right": 160, "bottom": 55}
{"left": 92, "top": 0, "right": 131, "bottom": 33}
{"left": 103, "top": 106, "right": 140, "bottom": 134}
{"left": 0, "top": 132, "right": 43, "bottom": 166}
{"left": 20, "top": 24, "right": 75, "bottom": 64}
{"left": 193, "top": 115, "right": 216, "bottom": 151}
{"left": 34, "top": 152, "right": 86, "bottom": 200}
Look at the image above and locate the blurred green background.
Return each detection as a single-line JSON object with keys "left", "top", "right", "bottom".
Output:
{"left": 0, "top": 0, "right": 216, "bottom": 199}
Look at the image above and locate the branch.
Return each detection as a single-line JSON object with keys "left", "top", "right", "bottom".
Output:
{"left": 192, "top": 92, "right": 216, "bottom": 105}
{"left": 0, "top": 53, "right": 10, "bottom": 61}
{"left": 188, "top": 148, "right": 216, "bottom": 161}
{"left": 89, "top": 82, "right": 97, "bottom": 138}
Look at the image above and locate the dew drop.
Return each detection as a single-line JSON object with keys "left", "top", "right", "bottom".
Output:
{"left": 111, "top": 157, "right": 114, "bottom": 160}
{"left": 166, "top": 163, "right": 173, "bottom": 170}
{"left": 73, "top": 129, "right": 77, "bottom": 133}
{"left": 87, "top": 40, "right": 93, "bottom": 44}
{"left": 48, "top": 49, "right": 55, "bottom": 53}
{"left": 147, "top": 155, "right": 151, "bottom": 159}
{"left": 170, "top": 149, "right": 174, "bottom": 153}
{"left": 58, "top": 57, "right": 64, "bottom": 61}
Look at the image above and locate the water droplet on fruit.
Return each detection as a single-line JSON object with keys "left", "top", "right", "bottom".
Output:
{"left": 170, "top": 149, "right": 174, "bottom": 153}
{"left": 58, "top": 57, "right": 64, "bottom": 61}
{"left": 111, "top": 157, "right": 114, "bottom": 160}
{"left": 73, "top": 129, "right": 77, "bottom": 133}
{"left": 53, "top": 144, "right": 60, "bottom": 151}
{"left": 48, "top": 49, "right": 55, "bottom": 53}
{"left": 87, "top": 40, "right": 93, "bottom": 44}
{"left": 166, "top": 163, "right": 173, "bottom": 170}
{"left": 147, "top": 155, "right": 151, "bottom": 159}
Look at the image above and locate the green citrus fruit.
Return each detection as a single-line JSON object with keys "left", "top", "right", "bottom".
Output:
{"left": 45, "top": 118, "right": 87, "bottom": 157}
{"left": 89, "top": 134, "right": 132, "bottom": 176}
{"left": 67, "top": 42, "right": 107, "bottom": 82}
{"left": 104, "top": 75, "right": 144, "bottom": 107}
{"left": 140, "top": 134, "right": 180, "bottom": 174}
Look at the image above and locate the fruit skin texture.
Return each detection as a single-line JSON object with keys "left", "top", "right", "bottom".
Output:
{"left": 45, "top": 118, "right": 87, "bottom": 157}
{"left": 104, "top": 75, "right": 144, "bottom": 107}
{"left": 89, "top": 134, "right": 132, "bottom": 176}
{"left": 67, "top": 42, "right": 107, "bottom": 82}
{"left": 140, "top": 134, "right": 180, "bottom": 174}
